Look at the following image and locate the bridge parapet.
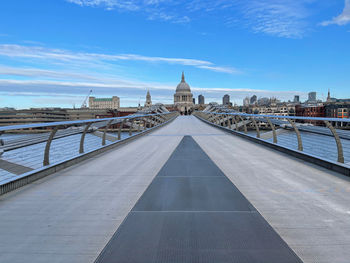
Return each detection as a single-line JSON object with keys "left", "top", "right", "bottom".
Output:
{"left": 195, "top": 111, "right": 350, "bottom": 176}
{"left": 0, "top": 112, "right": 178, "bottom": 195}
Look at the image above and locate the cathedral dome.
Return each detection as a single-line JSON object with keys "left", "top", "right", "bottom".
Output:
{"left": 176, "top": 72, "right": 191, "bottom": 92}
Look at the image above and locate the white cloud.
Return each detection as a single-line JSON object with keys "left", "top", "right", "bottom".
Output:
{"left": 235, "top": 0, "right": 312, "bottom": 38}
{"left": 66, "top": 0, "right": 315, "bottom": 38}
{"left": 66, "top": 0, "right": 140, "bottom": 11}
{"left": 321, "top": 0, "right": 350, "bottom": 26}
{"left": 0, "top": 44, "right": 240, "bottom": 75}
{"left": 0, "top": 78, "right": 305, "bottom": 107}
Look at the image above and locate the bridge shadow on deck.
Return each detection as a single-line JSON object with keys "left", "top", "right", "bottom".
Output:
{"left": 95, "top": 136, "right": 302, "bottom": 263}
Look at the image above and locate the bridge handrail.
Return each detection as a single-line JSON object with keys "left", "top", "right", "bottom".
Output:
{"left": 0, "top": 111, "right": 179, "bottom": 195}
{"left": 202, "top": 112, "right": 350, "bottom": 123}
{"left": 196, "top": 111, "right": 348, "bottom": 164}
{"left": 0, "top": 112, "right": 174, "bottom": 132}
{"left": 0, "top": 112, "right": 177, "bottom": 166}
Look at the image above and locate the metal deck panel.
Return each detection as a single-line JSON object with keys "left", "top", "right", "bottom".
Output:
{"left": 96, "top": 211, "right": 301, "bottom": 263}
{"left": 96, "top": 136, "right": 302, "bottom": 263}
{"left": 133, "top": 177, "right": 255, "bottom": 211}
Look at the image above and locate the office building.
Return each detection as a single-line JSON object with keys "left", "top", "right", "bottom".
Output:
{"left": 223, "top": 94, "right": 230, "bottom": 105}
{"left": 198, "top": 95, "right": 205, "bottom": 105}
{"left": 89, "top": 96, "right": 120, "bottom": 109}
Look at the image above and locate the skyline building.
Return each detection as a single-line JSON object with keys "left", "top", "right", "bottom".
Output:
{"left": 174, "top": 72, "right": 194, "bottom": 115}
{"left": 89, "top": 96, "right": 120, "bottom": 109}
{"left": 144, "top": 90, "right": 152, "bottom": 107}
{"left": 243, "top": 97, "right": 250, "bottom": 107}
{"left": 198, "top": 95, "right": 205, "bottom": 105}
{"left": 250, "top": 95, "right": 257, "bottom": 104}
{"left": 294, "top": 95, "right": 300, "bottom": 103}
{"left": 223, "top": 94, "right": 230, "bottom": 105}
{"left": 308, "top": 92, "right": 317, "bottom": 103}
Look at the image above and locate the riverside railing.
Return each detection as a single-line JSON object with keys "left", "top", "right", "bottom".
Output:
{"left": 195, "top": 112, "right": 350, "bottom": 173}
{"left": 0, "top": 112, "right": 178, "bottom": 194}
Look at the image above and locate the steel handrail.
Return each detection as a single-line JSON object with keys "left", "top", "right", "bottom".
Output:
{"left": 196, "top": 111, "right": 348, "bottom": 164}
{"left": 0, "top": 112, "right": 178, "bottom": 167}
{"left": 0, "top": 112, "right": 174, "bottom": 132}
{"left": 203, "top": 112, "right": 350, "bottom": 123}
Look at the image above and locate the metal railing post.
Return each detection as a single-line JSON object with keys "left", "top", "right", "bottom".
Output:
{"left": 229, "top": 115, "right": 234, "bottom": 129}
{"left": 287, "top": 119, "right": 303, "bottom": 151}
{"left": 211, "top": 114, "right": 216, "bottom": 124}
{"left": 79, "top": 122, "right": 93, "bottom": 154}
{"left": 212, "top": 114, "right": 217, "bottom": 124}
{"left": 216, "top": 115, "right": 221, "bottom": 125}
{"left": 324, "top": 121, "right": 344, "bottom": 163}
{"left": 102, "top": 120, "right": 113, "bottom": 146}
{"left": 129, "top": 119, "right": 134, "bottom": 136}
{"left": 217, "top": 115, "right": 222, "bottom": 126}
{"left": 239, "top": 115, "right": 248, "bottom": 134}
{"left": 159, "top": 114, "right": 166, "bottom": 123}
{"left": 43, "top": 126, "right": 59, "bottom": 166}
{"left": 137, "top": 118, "right": 142, "bottom": 132}
{"left": 266, "top": 118, "right": 277, "bottom": 143}
{"left": 251, "top": 117, "right": 260, "bottom": 138}
{"left": 118, "top": 119, "right": 125, "bottom": 140}
{"left": 233, "top": 116, "right": 238, "bottom": 130}
{"left": 225, "top": 114, "right": 229, "bottom": 127}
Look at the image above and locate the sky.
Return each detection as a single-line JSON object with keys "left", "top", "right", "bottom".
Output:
{"left": 0, "top": 0, "right": 350, "bottom": 108}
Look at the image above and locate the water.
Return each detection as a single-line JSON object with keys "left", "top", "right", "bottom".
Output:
{"left": 0, "top": 132, "right": 132, "bottom": 183}
{"left": 247, "top": 130, "right": 350, "bottom": 165}
{"left": 1, "top": 129, "right": 349, "bottom": 183}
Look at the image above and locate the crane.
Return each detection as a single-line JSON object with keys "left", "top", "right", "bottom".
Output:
{"left": 81, "top": 89, "right": 92, "bottom": 108}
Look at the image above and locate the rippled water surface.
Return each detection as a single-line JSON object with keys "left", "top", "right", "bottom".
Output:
{"left": 0, "top": 132, "right": 131, "bottom": 182}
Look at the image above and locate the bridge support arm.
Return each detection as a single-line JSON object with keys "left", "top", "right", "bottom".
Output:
{"left": 129, "top": 119, "right": 134, "bottom": 136}
{"left": 266, "top": 118, "right": 277, "bottom": 144}
{"left": 233, "top": 116, "right": 238, "bottom": 130}
{"left": 324, "top": 121, "right": 344, "bottom": 163}
{"left": 287, "top": 119, "right": 303, "bottom": 151}
{"left": 137, "top": 118, "right": 142, "bottom": 132}
{"left": 118, "top": 119, "right": 125, "bottom": 140}
{"left": 239, "top": 116, "right": 248, "bottom": 134}
{"left": 102, "top": 120, "right": 114, "bottom": 146}
{"left": 43, "top": 126, "right": 59, "bottom": 166}
{"left": 251, "top": 118, "right": 260, "bottom": 138}
{"left": 229, "top": 115, "right": 234, "bottom": 129}
{"left": 80, "top": 122, "right": 93, "bottom": 154}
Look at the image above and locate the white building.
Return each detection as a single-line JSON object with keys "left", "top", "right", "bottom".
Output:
{"left": 174, "top": 72, "right": 194, "bottom": 115}
{"left": 144, "top": 90, "right": 152, "bottom": 107}
{"left": 89, "top": 96, "right": 120, "bottom": 109}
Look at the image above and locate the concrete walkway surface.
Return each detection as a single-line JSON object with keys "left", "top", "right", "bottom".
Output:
{"left": 0, "top": 116, "right": 349, "bottom": 263}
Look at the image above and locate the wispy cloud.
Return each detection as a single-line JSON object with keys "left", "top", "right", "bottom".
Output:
{"left": 0, "top": 78, "right": 305, "bottom": 107}
{"left": 237, "top": 0, "right": 311, "bottom": 38}
{"left": 0, "top": 44, "right": 240, "bottom": 74}
{"left": 320, "top": 0, "right": 350, "bottom": 26}
{"left": 66, "top": 0, "right": 190, "bottom": 23}
{"left": 66, "top": 0, "right": 314, "bottom": 38}
{"left": 66, "top": 0, "right": 140, "bottom": 11}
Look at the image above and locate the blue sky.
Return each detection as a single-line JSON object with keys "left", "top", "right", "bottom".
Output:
{"left": 0, "top": 0, "right": 350, "bottom": 108}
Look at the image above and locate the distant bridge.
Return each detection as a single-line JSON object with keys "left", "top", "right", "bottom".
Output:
{"left": 0, "top": 112, "right": 350, "bottom": 263}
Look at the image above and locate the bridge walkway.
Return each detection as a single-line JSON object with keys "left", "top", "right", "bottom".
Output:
{"left": 0, "top": 116, "right": 350, "bottom": 262}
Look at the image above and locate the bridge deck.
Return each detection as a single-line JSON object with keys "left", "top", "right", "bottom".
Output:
{"left": 1, "top": 116, "right": 350, "bottom": 263}
{"left": 95, "top": 136, "right": 301, "bottom": 263}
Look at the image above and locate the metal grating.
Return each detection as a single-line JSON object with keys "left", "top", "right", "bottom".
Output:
{"left": 95, "top": 136, "right": 303, "bottom": 263}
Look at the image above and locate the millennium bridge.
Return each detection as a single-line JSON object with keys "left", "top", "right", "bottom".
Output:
{"left": 0, "top": 110, "right": 350, "bottom": 263}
